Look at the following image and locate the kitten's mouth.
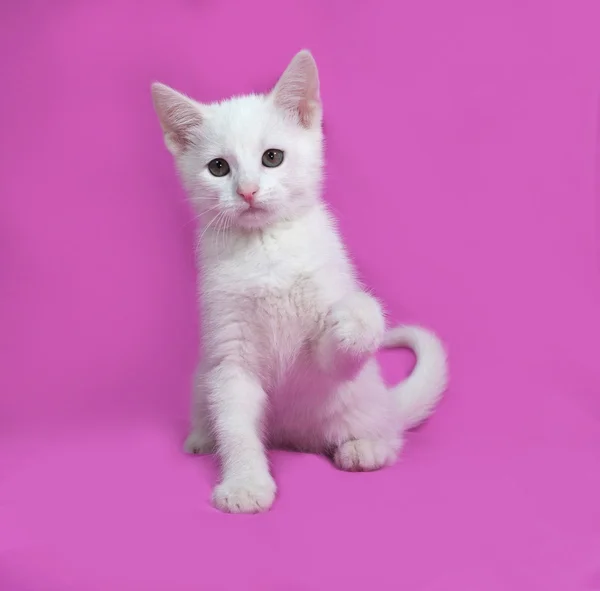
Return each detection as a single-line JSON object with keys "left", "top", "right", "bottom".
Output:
{"left": 240, "top": 205, "right": 267, "bottom": 216}
{"left": 237, "top": 204, "right": 273, "bottom": 228}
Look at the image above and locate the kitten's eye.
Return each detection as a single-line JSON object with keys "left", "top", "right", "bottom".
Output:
{"left": 207, "top": 158, "right": 230, "bottom": 177}
{"left": 262, "top": 149, "right": 284, "bottom": 168}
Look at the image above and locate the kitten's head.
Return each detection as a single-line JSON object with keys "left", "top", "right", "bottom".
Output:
{"left": 152, "top": 50, "right": 323, "bottom": 231}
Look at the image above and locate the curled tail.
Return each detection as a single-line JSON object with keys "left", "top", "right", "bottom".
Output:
{"left": 382, "top": 325, "right": 448, "bottom": 430}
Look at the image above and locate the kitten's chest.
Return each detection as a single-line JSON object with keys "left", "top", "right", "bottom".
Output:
{"left": 203, "top": 237, "right": 324, "bottom": 365}
{"left": 211, "top": 231, "right": 323, "bottom": 298}
{"left": 220, "top": 251, "right": 321, "bottom": 326}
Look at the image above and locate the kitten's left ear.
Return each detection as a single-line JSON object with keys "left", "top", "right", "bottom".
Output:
{"left": 271, "top": 50, "right": 321, "bottom": 129}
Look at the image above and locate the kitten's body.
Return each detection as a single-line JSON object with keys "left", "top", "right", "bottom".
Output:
{"left": 194, "top": 203, "right": 390, "bottom": 453}
{"left": 152, "top": 51, "right": 447, "bottom": 513}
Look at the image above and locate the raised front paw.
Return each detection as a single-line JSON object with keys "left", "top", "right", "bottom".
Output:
{"left": 317, "top": 292, "right": 385, "bottom": 378}
{"left": 212, "top": 474, "right": 277, "bottom": 514}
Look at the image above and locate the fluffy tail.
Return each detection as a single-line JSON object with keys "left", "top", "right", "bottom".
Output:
{"left": 382, "top": 325, "right": 448, "bottom": 430}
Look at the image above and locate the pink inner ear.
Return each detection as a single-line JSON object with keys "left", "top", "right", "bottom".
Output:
{"left": 164, "top": 103, "right": 201, "bottom": 148}
{"left": 297, "top": 98, "right": 319, "bottom": 128}
{"left": 272, "top": 51, "right": 321, "bottom": 128}
{"left": 151, "top": 83, "right": 202, "bottom": 153}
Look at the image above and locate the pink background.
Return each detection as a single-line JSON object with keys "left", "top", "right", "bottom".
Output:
{"left": 1, "top": 1, "right": 600, "bottom": 589}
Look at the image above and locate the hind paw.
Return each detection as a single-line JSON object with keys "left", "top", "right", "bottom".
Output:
{"left": 183, "top": 429, "right": 214, "bottom": 455}
{"left": 333, "top": 439, "right": 399, "bottom": 471}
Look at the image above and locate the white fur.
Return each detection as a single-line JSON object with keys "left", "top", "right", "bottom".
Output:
{"left": 152, "top": 50, "right": 448, "bottom": 513}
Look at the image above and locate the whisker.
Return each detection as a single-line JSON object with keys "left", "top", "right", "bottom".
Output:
{"left": 216, "top": 211, "right": 229, "bottom": 251}
{"left": 198, "top": 210, "right": 224, "bottom": 245}
{"left": 183, "top": 205, "right": 221, "bottom": 229}
{"left": 220, "top": 215, "right": 226, "bottom": 251}
{"left": 213, "top": 211, "right": 228, "bottom": 251}
{"left": 214, "top": 212, "right": 222, "bottom": 251}
{"left": 200, "top": 203, "right": 222, "bottom": 216}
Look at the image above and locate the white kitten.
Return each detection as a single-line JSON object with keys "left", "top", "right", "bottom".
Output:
{"left": 151, "top": 50, "right": 448, "bottom": 513}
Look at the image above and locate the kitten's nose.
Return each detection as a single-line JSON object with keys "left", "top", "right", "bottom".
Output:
{"left": 237, "top": 185, "right": 258, "bottom": 205}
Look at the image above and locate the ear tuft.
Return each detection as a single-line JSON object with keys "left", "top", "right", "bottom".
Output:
{"left": 151, "top": 82, "right": 203, "bottom": 155}
{"left": 271, "top": 50, "right": 321, "bottom": 129}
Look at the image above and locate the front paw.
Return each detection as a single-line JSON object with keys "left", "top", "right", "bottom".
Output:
{"left": 317, "top": 292, "right": 385, "bottom": 378}
{"left": 212, "top": 474, "right": 277, "bottom": 514}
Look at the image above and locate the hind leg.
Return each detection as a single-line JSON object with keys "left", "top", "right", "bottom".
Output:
{"left": 184, "top": 425, "right": 215, "bottom": 455}
{"left": 324, "top": 360, "right": 402, "bottom": 471}
{"left": 333, "top": 438, "right": 399, "bottom": 471}
{"left": 183, "top": 368, "right": 215, "bottom": 455}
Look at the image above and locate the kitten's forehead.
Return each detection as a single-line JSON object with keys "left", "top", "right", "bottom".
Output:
{"left": 204, "top": 95, "right": 284, "bottom": 143}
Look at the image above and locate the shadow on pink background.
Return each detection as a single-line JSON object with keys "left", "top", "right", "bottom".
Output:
{"left": 1, "top": 1, "right": 600, "bottom": 589}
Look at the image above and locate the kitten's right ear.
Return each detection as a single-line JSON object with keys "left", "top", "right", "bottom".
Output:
{"left": 151, "top": 82, "right": 203, "bottom": 156}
